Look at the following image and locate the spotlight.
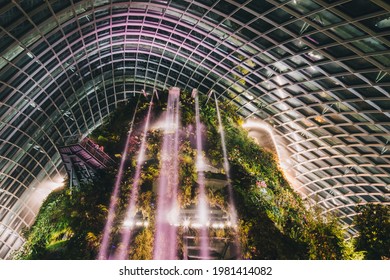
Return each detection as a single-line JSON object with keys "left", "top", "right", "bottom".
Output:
{"left": 123, "top": 219, "right": 134, "bottom": 228}
{"left": 183, "top": 218, "right": 190, "bottom": 228}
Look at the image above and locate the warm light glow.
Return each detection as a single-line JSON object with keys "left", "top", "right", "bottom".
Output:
{"left": 22, "top": 175, "right": 65, "bottom": 216}
{"left": 123, "top": 219, "right": 149, "bottom": 228}
{"left": 243, "top": 119, "right": 301, "bottom": 192}
{"left": 123, "top": 219, "right": 134, "bottom": 228}
{"left": 243, "top": 118, "right": 279, "bottom": 158}
{"left": 177, "top": 219, "right": 235, "bottom": 229}
{"left": 211, "top": 222, "right": 225, "bottom": 229}
{"left": 314, "top": 116, "right": 326, "bottom": 124}
{"left": 183, "top": 218, "right": 191, "bottom": 228}
{"left": 191, "top": 223, "right": 203, "bottom": 228}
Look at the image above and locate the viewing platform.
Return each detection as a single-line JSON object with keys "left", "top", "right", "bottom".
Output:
{"left": 58, "top": 137, "right": 115, "bottom": 188}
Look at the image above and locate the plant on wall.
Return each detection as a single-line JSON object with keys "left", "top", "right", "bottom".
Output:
{"left": 14, "top": 90, "right": 382, "bottom": 260}
{"left": 354, "top": 204, "right": 390, "bottom": 260}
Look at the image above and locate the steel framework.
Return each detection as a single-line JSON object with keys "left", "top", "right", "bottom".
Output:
{"left": 0, "top": 0, "right": 389, "bottom": 258}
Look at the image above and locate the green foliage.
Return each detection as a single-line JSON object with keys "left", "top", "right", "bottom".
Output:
{"left": 342, "top": 238, "right": 365, "bottom": 260}
{"left": 178, "top": 140, "right": 197, "bottom": 207}
{"left": 14, "top": 171, "right": 114, "bottom": 259}
{"left": 129, "top": 191, "right": 155, "bottom": 260}
{"left": 130, "top": 228, "right": 154, "bottom": 259}
{"left": 227, "top": 130, "right": 351, "bottom": 259}
{"left": 305, "top": 216, "right": 344, "bottom": 260}
{"left": 354, "top": 204, "right": 390, "bottom": 259}
{"left": 16, "top": 90, "right": 374, "bottom": 260}
{"left": 195, "top": 93, "right": 354, "bottom": 260}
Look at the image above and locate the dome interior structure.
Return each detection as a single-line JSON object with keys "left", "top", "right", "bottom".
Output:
{"left": 0, "top": 0, "right": 389, "bottom": 259}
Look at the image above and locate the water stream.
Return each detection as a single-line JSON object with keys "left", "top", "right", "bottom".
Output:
{"left": 98, "top": 97, "right": 140, "bottom": 260}
{"left": 115, "top": 94, "right": 154, "bottom": 260}
{"left": 153, "top": 87, "right": 181, "bottom": 260}
{"left": 194, "top": 89, "right": 210, "bottom": 259}
{"left": 214, "top": 93, "right": 241, "bottom": 258}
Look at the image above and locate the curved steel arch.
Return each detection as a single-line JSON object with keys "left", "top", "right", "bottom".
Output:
{"left": 1, "top": 0, "right": 390, "bottom": 258}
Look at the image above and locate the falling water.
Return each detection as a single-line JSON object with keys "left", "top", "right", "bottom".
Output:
{"left": 194, "top": 89, "right": 210, "bottom": 259}
{"left": 153, "top": 87, "right": 181, "bottom": 260}
{"left": 214, "top": 93, "right": 241, "bottom": 258}
{"left": 115, "top": 94, "right": 154, "bottom": 260}
{"left": 98, "top": 97, "right": 140, "bottom": 260}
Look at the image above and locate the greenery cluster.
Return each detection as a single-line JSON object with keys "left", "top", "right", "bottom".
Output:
{"left": 13, "top": 171, "right": 113, "bottom": 259}
{"left": 354, "top": 204, "right": 389, "bottom": 260}
{"left": 14, "top": 90, "right": 389, "bottom": 260}
{"left": 15, "top": 98, "right": 160, "bottom": 259}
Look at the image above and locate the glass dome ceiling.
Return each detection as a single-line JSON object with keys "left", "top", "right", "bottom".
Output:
{"left": 0, "top": 0, "right": 389, "bottom": 259}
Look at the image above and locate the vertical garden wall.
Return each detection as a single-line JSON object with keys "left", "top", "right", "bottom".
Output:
{"left": 14, "top": 91, "right": 389, "bottom": 260}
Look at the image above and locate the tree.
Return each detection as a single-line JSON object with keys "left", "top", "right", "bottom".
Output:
{"left": 354, "top": 204, "right": 390, "bottom": 259}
